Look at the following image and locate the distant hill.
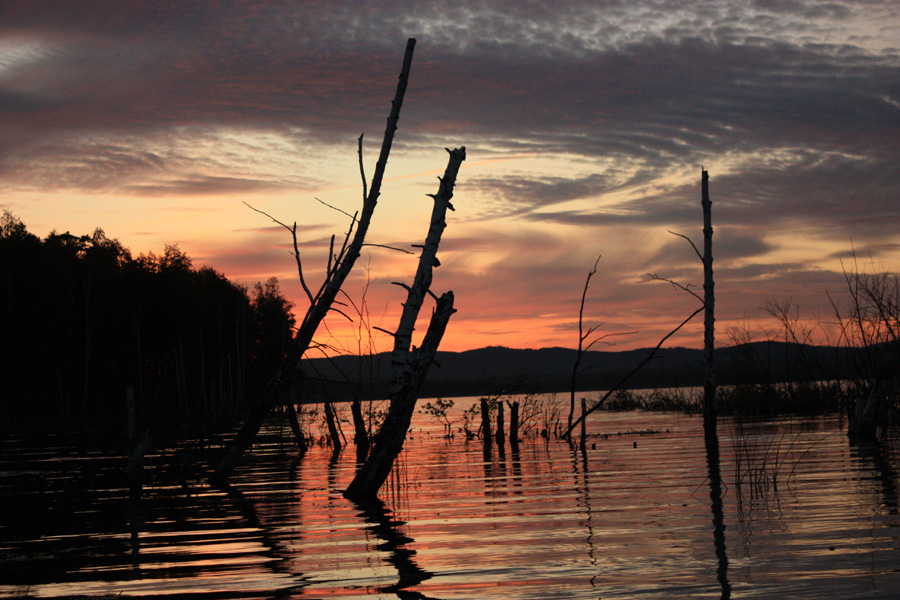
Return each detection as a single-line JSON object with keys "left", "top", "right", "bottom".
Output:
{"left": 303, "top": 341, "right": 855, "bottom": 400}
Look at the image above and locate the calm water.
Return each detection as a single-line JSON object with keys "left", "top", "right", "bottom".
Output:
{"left": 1, "top": 399, "right": 899, "bottom": 599}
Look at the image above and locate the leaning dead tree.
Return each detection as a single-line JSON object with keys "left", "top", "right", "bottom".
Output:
{"left": 209, "top": 38, "right": 417, "bottom": 487}
{"left": 345, "top": 147, "right": 466, "bottom": 501}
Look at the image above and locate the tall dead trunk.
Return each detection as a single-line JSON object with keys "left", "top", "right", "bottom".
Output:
{"left": 351, "top": 398, "right": 369, "bottom": 457}
{"left": 495, "top": 399, "right": 505, "bottom": 446}
{"left": 702, "top": 169, "right": 717, "bottom": 439}
{"left": 209, "top": 39, "right": 417, "bottom": 487}
{"left": 285, "top": 401, "right": 307, "bottom": 453}
{"left": 508, "top": 400, "right": 519, "bottom": 446}
{"left": 324, "top": 401, "right": 342, "bottom": 451}
{"left": 849, "top": 379, "right": 886, "bottom": 439}
{"left": 480, "top": 398, "right": 492, "bottom": 447}
{"left": 343, "top": 147, "right": 465, "bottom": 501}
{"left": 126, "top": 386, "right": 152, "bottom": 497}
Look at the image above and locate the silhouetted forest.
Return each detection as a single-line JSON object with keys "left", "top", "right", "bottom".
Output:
{"left": 0, "top": 211, "right": 295, "bottom": 432}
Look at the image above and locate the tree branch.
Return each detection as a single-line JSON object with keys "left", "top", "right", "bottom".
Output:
{"left": 357, "top": 133, "right": 368, "bottom": 203}
{"left": 668, "top": 229, "right": 703, "bottom": 262}
{"left": 563, "top": 305, "right": 704, "bottom": 438}
{"left": 646, "top": 273, "right": 704, "bottom": 304}
{"left": 242, "top": 201, "right": 314, "bottom": 305}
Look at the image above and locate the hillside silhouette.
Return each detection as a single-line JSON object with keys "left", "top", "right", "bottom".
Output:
{"left": 305, "top": 341, "right": 853, "bottom": 400}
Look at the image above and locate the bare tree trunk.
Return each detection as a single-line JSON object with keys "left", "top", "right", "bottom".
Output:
{"left": 324, "top": 401, "right": 342, "bottom": 451}
{"left": 495, "top": 399, "right": 505, "bottom": 446}
{"left": 209, "top": 39, "right": 417, "bottom": 487}
{"left": 508, "top": 400, "right": 519, "bottom": 446}
{"left": 343, "top": 147, "right": 465, "bottom": 501}
{"left": 702, "top": 169, "right": 717, "bottom": 439}
{"left": 351, "top": 398, "right": 369, "bottom": 458}
{"left": 344, "top": 293, "right": 456, "bottom": 499}
{"left": 126, "top": 386, "right": 153, "bottom": 497}
{"left": 480, "top": 398, "right": 492, "bottom": 447}
{"left": 849, "top": 379, "right": 886, "bottom": 438}
{"left": 82, "top": 276, "right": 91, "bottom": 413}
{"left": 285, "top": 401, "right": 307, "bottom": 453}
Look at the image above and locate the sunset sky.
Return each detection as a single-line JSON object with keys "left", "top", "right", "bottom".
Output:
{"left": 3, "top": 1, "right": 899, "bottom": 354}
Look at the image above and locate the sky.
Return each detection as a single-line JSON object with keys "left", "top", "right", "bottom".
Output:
{"left": 2, "top": 1, "right": 899, "bottom": 355}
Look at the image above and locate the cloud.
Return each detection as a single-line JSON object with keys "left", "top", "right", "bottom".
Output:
{"left": 3, "top": 0, "right": 900, "bottom": 351}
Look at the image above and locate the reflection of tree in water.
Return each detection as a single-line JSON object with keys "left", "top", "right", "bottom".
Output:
{"left": 570, "top": 443, "right": 599, "bottom": 588}
{"left": 354, "top": 497, "right": 440, "bottom": 600}
{"left": 851, "top": 436, "right": 900, "bottom": 515}
{"left": 222, "top": 481, "right": 305, "bottom": 585}
{"left": 705, "top": 431, "right": 732, "bottom": 600}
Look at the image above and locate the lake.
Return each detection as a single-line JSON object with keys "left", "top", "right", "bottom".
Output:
{"left": 1, "top": 397, "right": 899, "bottom": 599}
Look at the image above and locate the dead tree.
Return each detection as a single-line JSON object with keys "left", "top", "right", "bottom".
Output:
{"left": 563, "top": 172, "right": 715, "bottom": 438}
{"left": 480, "top": 398, "right": 492, "bottom": 447}
{"left": 508, "top": 400, "right": 520, "bottom": 445}
{"left": 646, "top": 168, "right": 716, "bottom": 436}
{"left": 568, "top": 254, "right": 604, "bottom": 438}
{"left": 831, "top": 255, "right": 900, "bottom": 438}
{"left": 351, "top": 398, "right": 369, "bottom": 458}
{"left": 701, "top": 169, "right": 716, "bottom": 439}
{"left": 562, "top": 305, "right": 703, "bottom": 438}
{"left": 209, "top": 38, "right": 417, "bottom": 487}
{"left": 323, "top": 401, "right": 342, "bottom": 451}
{"left": 344, "top": 147, "right": 466, "bottom": 501}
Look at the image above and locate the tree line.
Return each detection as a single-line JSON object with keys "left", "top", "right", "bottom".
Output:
{"left": 0, "top": 210, "right": 295, "bottom": 432}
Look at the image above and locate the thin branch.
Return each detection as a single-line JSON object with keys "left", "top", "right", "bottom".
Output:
{"left": 316, "top": 197, "right": 357, "bottom": 222}
{"left": 242, "top": 201, "right": 314, "bottom": 305}
{"left": 362, "top": 243, "right": 415, "bottom": 255}
{"left": 563, "top": 305, "right": 704, "bottom": 438}
{"left": 646, "top": 273, "right": 704, "bottom": 304}
{"left": 326, "top": 234, "right": 335, "bottom": 276}
{"left": 328, "top": 306, "right": 354, "bottom": 323}
{"left": 332, "top": 211, "right": 358, "bottom": 273}
{"left": 290, "top": 222, "right": 316, "bottom": 305}
{"left": 243, "top": 201, "right": 290, "bottom": 231}
{"left": 358, "top": 133, "right": 368, "bottom": 202}
{"left": 668, "top": 230, "right": 703, "bottom": 261}
{"left": 313, "top": 198, "right": 359, "bottom": 271}
{"left": 583, "top": 329, "right": 636, "bottom": 353}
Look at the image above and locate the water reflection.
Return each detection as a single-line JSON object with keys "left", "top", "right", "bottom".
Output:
{"left": 572, "top": 442, "right": 600, "bottom": 588}
{"left": 728, "top": 418, "right": 790, "bottom": 557}
{"left": 704, "top": 431, "right": 732, "bottom": 599}
{"left": 354, "top": 498, "right": 438, "bottom": 599}
{"left": 850, "top": 437, "right": 900, "bottom": 514}
{"left": 4, "top": 412, "right": 900, "bottom": 598}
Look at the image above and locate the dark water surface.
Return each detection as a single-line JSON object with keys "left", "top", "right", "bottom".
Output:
{"left": 2, "top": 403, "right": 899, "bottom": 599}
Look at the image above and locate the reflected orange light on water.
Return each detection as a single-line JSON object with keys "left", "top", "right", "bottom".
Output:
{"left": 2, "top": 404, "right": 900, "bottom": 598}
